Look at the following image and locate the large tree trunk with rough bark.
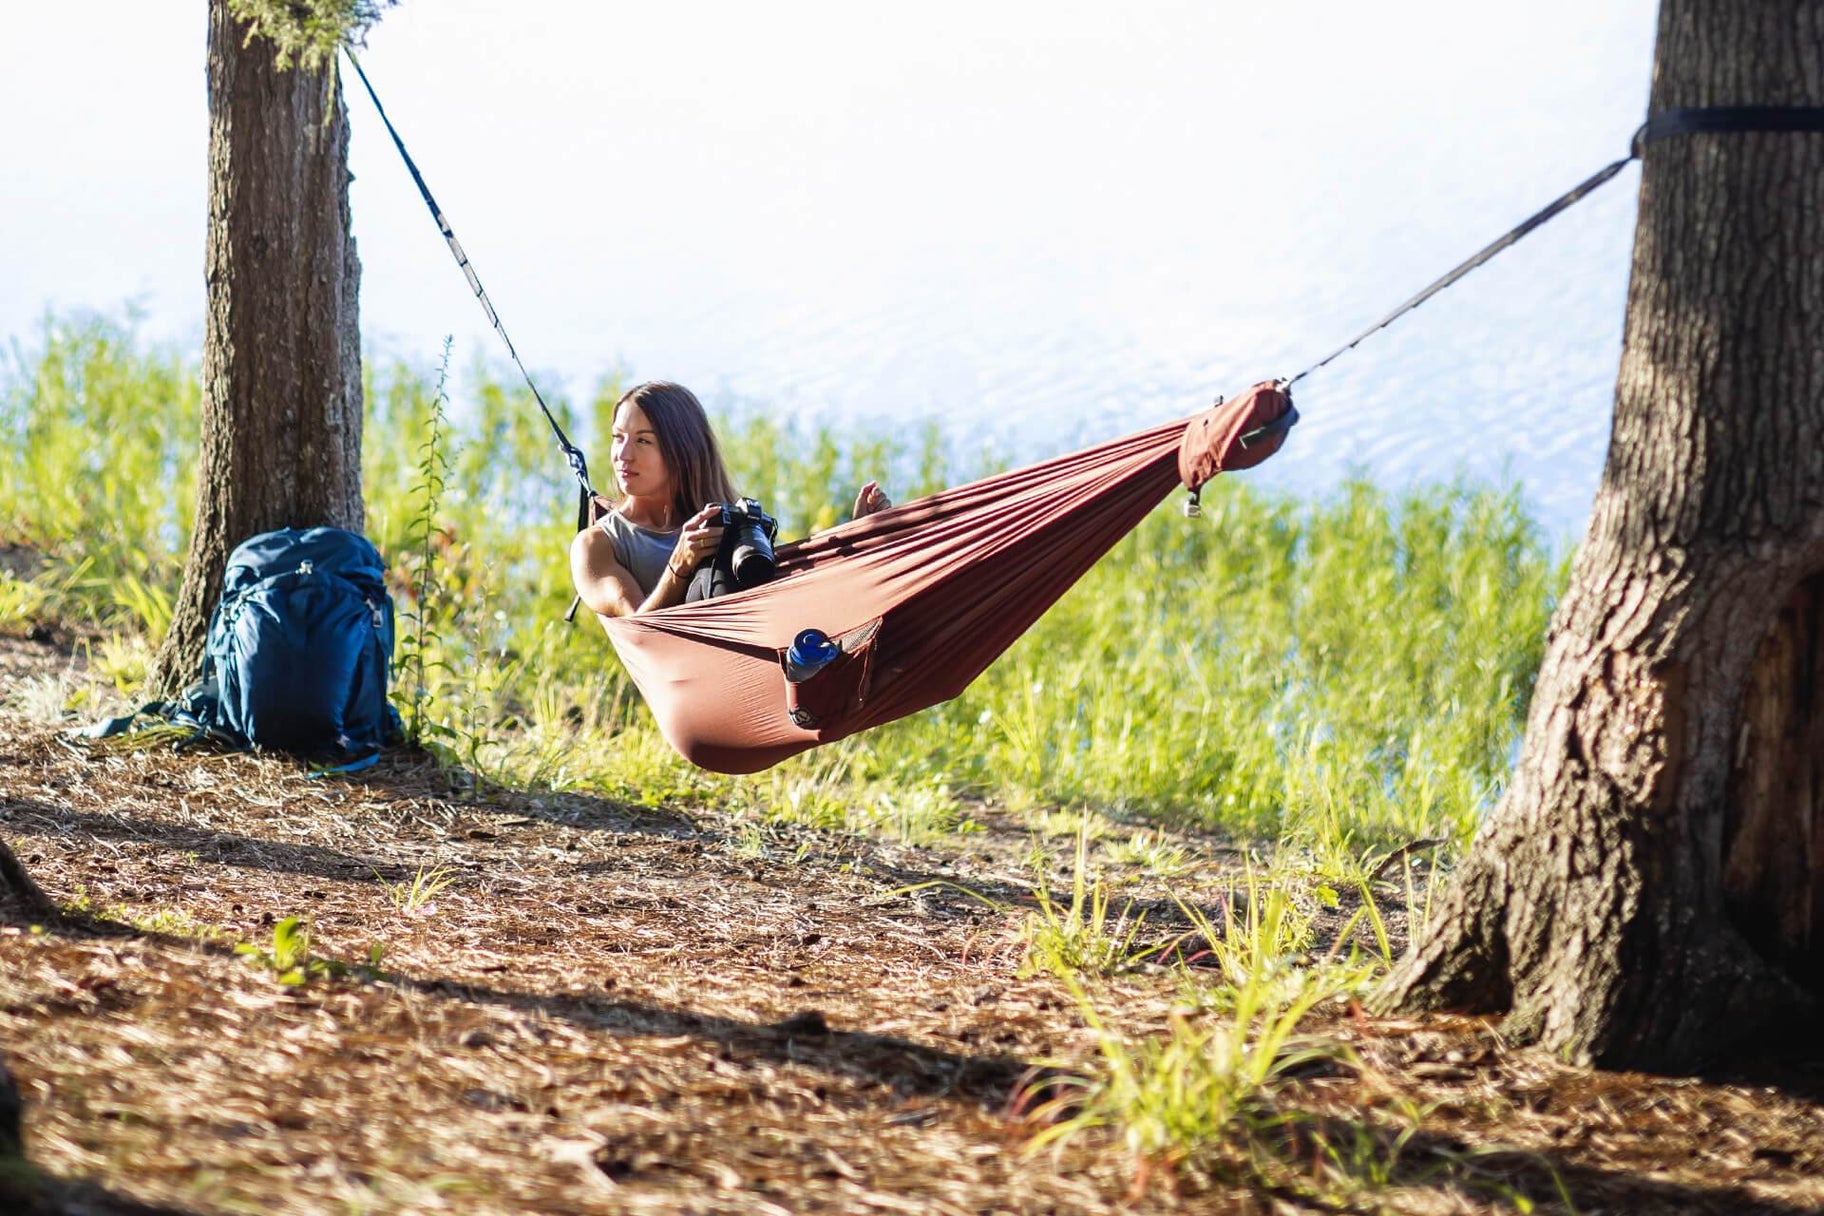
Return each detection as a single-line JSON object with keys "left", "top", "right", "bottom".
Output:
{"left": 1374, "top": 0, "right": 1824, "bottom": 1070}
{"left": 149, "top": 0, "right": 364, "bottom": 696}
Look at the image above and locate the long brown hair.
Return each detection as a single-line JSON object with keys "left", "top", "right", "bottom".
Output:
{"left": 612, "top": 381, "right": 737, "bottom": 521}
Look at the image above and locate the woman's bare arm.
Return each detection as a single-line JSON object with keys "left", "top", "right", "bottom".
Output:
{"left": 569, "top": 528, "right": 695, "bottom": 625}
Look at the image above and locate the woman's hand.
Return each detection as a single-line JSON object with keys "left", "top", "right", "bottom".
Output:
{"left": 852, "top": 481, "right": 892, "bottom": 518}
{"left": 668, "top": 505, "right": 725, "bottom": 578}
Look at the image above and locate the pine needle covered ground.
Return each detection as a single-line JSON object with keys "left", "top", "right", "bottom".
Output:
{"left": 5, "top": 320, "right": 1823, "bottom": 1211}
{"left": 2, "top": 637, "right": 1821, "bottom": 1216}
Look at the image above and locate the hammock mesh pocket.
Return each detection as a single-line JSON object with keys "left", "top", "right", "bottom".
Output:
{"left": 781, "top": 619, "right": 882, "bottom": 731}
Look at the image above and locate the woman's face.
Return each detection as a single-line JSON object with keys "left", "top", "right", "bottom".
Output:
{"left": 611, "top": 401, "right": 672, "bottom": 502}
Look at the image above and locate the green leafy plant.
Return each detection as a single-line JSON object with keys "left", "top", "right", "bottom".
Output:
{"left": 225, "top": 0, "right": 397, "bottom": 73}
{"left": 87, "top": 630, "right": 156, "bottom": 698}
{"left": 853, "top": 783, "right": 980, "bottom": 846}
{"left": 396, "top": 337, "right": 457, "bottom": 747}
{"left": 1103, "top": 830, "right": 1193, "bottom": 877}
{"left": 0, "top": 571, "right": 49, "bottom": 635}
{"left": 1176, "top": 864, "right": 1316, "bottom": 993}
{"left": 236, "top": 916, "right": 321, "bottom": 986}
{"left": 110, "top": 571, "right": 174, "bottom": 641}
{"left": 235, "top": 917, "right": 384, "bottom": 988}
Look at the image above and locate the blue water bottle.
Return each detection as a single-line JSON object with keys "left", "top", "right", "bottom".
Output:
{"left": 784, "top": 628, "right": 841, "bottom": 683}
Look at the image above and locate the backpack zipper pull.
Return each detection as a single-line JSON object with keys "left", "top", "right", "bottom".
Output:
{"left": 298, "top": 560, "right": 314, "bottom": 577}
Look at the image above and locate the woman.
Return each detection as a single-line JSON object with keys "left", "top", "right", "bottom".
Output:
{"left": 570, "top": 381, "right": 890, "bottom": 620}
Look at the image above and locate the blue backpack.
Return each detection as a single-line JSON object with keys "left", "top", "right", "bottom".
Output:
{"left": 91, "top": 527, "right": 402, "bottom": 769}
{"left": 200, "top": 527, "right": 402, "bottom": 760}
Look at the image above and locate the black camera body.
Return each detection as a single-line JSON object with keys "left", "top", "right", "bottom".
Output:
{"left": 687, "top": 497, "right": 780, "bottom": 601}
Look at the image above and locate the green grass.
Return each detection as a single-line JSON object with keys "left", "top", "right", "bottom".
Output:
{"left": 1018, "top": 850, "right": 1376, "bottom": 1191}
{"left": 1021, "top": 823, "right": 1170, "bottom": 979}
{"left": 0, "top": 311, "right": 200, "bottom": 630}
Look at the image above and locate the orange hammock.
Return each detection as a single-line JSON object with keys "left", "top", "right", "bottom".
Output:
{"left": 604, "top": 382, "right": 1294, "bottom": 774}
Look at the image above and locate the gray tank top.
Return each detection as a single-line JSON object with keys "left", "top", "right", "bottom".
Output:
{"left": 596, "top": 509, "right": 680, "bottom": 597}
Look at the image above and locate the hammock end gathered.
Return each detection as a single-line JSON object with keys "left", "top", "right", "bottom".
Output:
{"left": 1177, "top": 381, "right": 1298, "bottom": 494}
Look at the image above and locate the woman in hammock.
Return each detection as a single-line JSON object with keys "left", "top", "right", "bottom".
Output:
{"left": 570, "top": 381, "right": 890, "bottom": 620}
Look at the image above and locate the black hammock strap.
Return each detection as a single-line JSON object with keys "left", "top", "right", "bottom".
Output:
{"left": 1636, "top": 105, "right": 1824, "bottom": 148}
{"left": 344, "top": 51, "right": 596, "bottom": 528}
{"left": 1285, "top": 105, "right": 1824, "bottom": 388}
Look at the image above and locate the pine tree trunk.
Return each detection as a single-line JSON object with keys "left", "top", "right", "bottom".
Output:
{"left": 1374, "top": 0, "right": 1824, "bottom": 1069}
{"left": 149, "top": 0, "right": 365, "bottom": 696}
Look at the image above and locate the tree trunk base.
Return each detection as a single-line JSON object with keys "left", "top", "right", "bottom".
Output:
{"left": 1373, "top": 734, "right": 1819, "bottom": 1070}
{"left": 0, "top": 840, "right": 51, "bottom": 919}
{"left": 1376, "top": 904, "right": 1813, "bottom": 1070}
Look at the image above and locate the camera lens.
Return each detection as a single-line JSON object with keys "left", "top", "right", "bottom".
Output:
{"left": 731, "top": 522, "right": 775, "bottom": 586}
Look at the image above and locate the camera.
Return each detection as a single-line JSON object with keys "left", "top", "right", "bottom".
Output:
{"left": 686, "top": 497, "right": 780, "bottom": 601}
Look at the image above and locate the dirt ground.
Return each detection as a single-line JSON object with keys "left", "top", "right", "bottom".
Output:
{"left": 0, "top": 635, "right": 1821, "bottom": 1215}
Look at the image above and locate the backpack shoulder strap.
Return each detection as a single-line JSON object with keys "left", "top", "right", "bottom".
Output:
{"left": 77, "top": 682, "right": 244, "bottom": 751}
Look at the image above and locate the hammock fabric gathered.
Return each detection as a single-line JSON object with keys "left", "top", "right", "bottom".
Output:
{"left": 606, "top": 382, "right": 1294, "bottom": 773}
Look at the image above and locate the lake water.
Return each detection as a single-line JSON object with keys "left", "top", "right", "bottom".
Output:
{"left": 5, "top": 2, "right": 1658, "bottom": 542}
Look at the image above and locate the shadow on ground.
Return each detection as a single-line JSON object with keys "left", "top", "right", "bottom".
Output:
{"left": 2, "top": 1059, "right": 192, "bottom": 1216}
{"left": 0, "top": 1170, "right": 194, "bottom": 1216}
{"left": 1283, "top": 1113, "right": 1823, "bottom": 1216}
{"left": 347, "top": 749, "right": 708, "bottom": 839}
{"left": 401, "top": 973, "right": 1031, "bottom": 1106}
{"left": 2, "top": 900, "right": 1032, "bottom": 1110}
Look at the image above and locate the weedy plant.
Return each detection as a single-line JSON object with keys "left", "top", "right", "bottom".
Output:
{"left": 0, "top": 571, "right": 51, "bottom": 635}
{"left": 1022, "top": 822, "right": 1170, "bottom": 980}
{"left": 125, "top": 906, "right": 228, "bottom": 942}
{"left": 1022, "top": 964, "right": 1356, "bottom": 1181}
{"left": 396, "top": 337, "right": 457, "bottom": 748}
{"left": 1019, "top": 849, "right": 1385, "bottom": 1196}
{"left": 1102, "top": 830, "right": 1195, "bottom": 877}
{"left": 381, "top": 864, "right": 458, "bottom": 916}
{"left": 235, "top": 916, "right": 321, "bottom": 986}
{"left": 851, "top": 783, "right": 980, "bottom": 847}
{"left": 235, "top": 916, "right": 385, "bottom": 988}
{"left": 85, "top": 631, "right": 157, "bottom": 698}
{"left": 1174, "top": 864, "right": 1318, "bottom": 996}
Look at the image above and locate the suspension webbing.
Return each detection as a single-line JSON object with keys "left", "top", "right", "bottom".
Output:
{"left": 1285, "top": 156, "right": 1633, "bottom": 387}
{"left": 344, "top": 51, "right": 596, "bottom": 528}
{"left": 1286, "top": 106, "right": 1824, "bottom": 388}
{"left": 1636, "top": 105, "right": 1824, "bottom": 148}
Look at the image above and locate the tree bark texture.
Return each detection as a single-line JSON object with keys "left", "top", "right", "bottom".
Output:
{"left": 150, "top": 0, "right": 364, "bottom": 696}
{"left": 1375, "top": 0, "right": 1824, "bottom": 1069}
{"left": 0, "top": 836, "right": 50, "bottom": 917}
{"left": 0, "top": 838, "right": 39, "bottom": 1175}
